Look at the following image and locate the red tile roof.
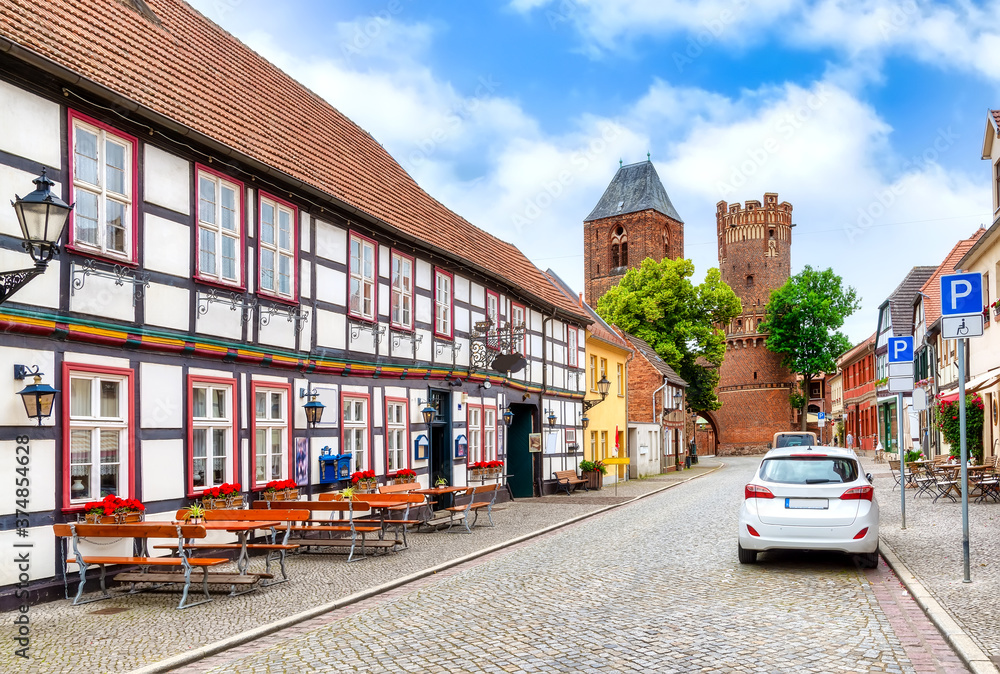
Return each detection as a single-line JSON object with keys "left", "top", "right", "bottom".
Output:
{"left": 0, "top": 0, "right": 586, "bottom": 320}
{"left": 992, "top": 110, "right": 1000, "bottom": 131}
{"left": 838, "top": 333, "right": 876, "bottom": 367}
{"left": 919, "top": 228, "right": 986, "bottom": 326}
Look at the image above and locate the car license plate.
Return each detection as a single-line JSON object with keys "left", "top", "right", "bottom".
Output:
{"left": 785, "top": 498, "right": 829, "bottom": 509}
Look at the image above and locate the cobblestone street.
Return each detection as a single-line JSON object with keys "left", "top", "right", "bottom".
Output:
{"left": 172, "top": 458, "right": 966, "bottom": 674}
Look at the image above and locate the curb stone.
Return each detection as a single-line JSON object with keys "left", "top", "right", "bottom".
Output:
{"left": 879, "top": 538, "right": 999, "bottom": 674}
{"left": 126, "top": 463, "right": 725, "bottom": 674}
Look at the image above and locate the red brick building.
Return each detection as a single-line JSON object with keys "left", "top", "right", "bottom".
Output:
{"left": 840, "top": 334, "right": 878, "bottom": 452}
{"left": 583, "top": 160, "right": 684, "bottom": 305}
{"left": 712, "top": 193, "right": 797, "bottom": 454}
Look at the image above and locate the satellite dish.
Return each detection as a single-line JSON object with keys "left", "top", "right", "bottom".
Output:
{"left": 491, "top": 353, "right": 527, "bottom": 374}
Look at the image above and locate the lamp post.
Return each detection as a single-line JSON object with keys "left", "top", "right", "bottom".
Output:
{"left": 4, "top": 171, "right": 73, "bottom": 304}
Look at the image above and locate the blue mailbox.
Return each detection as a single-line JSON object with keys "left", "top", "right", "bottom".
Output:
{"left": 318, "top": 446, "right": 353, "bottom": 484}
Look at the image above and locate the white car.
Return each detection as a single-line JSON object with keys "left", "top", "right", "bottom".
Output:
{"left": 738, "top": 445, "right": 880, "bottom": 567}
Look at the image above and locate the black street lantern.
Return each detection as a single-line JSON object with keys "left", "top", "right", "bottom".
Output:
{"left": 502, "top": 407, "right": 514, "bottom": 427}
{"left": 546, "top": 409, "right": 557, "bottom": 428}
{"left": 419, "top": 399, "right": 437, "bottom": 424}
{"left": 16, "top": 366, "right": 58, "bottom": 426}
{"left": 596, "top": 375, "right": 611, "bottom": 400}
{"left": 302, "top": 390, "right": 325, "bottom": 427}
{"left": 673, "top": 390, "right": 683, "bottom": 409}
{"left": 4, "top": 171, "right": 73, "bottom": 305}
{"left": 580, "top": 415, "right": 589, "bottom": 430}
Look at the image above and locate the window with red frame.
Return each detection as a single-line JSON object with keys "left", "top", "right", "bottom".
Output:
{"left": 390, "top": 251, "right": 413, "bottom": 329}
{"left": 258, "top": 194, "right": 296, "bottom": 299}
{"left": 190, "top": 377, "right": 235, "bottom": 491}
{"left": 197, "top": 168, "right": 243, "bottom": 287}
{"left": 435, "top": 269, "right": 453, "bottom": 338}
{"left": 484, "top": 406, "right": 497, "bottom": 461}
{"left": 67, "top": 366, "right": 133, "bottom": 504}
{"left": 350, "top": 234, "right": 377, "bottom": 320}
{"left": 468, "top": 405, "right": 482, "bottom": 463}
{"left": 343, "top": 396, "right": 369, "bottom": 471}
{"left": 487, "top": 290, "right": 499, "bottom": 327}
{"left": 69, "top": 112, "right": 137, "bottom": 262}
{"left": 386, "top": 398, "right": 408, "bottom": 472}
{"left": 254, "top": 385, "right": 289, "bottom": 485}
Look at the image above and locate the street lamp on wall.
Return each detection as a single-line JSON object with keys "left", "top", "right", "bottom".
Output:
{"left": 583, "top": 375, "right": 612, "bottom": 414}
{"left": 300, "top": 387, "right": 326, "bottom": 427}
{"left": 418, "top": 398, "right": 438, "bottom": 425}
{"left": 546, "top": 409, "right": 557, "bottom": 428}
{"left": 15, "top": 365, "right": 59, "bottom": 426}
{"left": 502, "top": 407, "right": 514, "bottom": 427}
{"left": 580, "top": 414, "right": 589, "bottom": 430}
{"left": 4, "top": 171, "right": 73, "bottom": 304}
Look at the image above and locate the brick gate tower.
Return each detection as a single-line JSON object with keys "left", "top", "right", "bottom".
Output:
{"left": 583, "top": 160, "right": 684, "bottom": 306}
{"left": 714, "top": 193, "right": 797, "bottom": 455}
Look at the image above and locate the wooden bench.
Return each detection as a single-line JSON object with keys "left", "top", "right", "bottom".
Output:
{"left": 552, "top": 470, "right": 588, "bottom": 496}
{"left": 53, "top": 522, "right": 229, "bottom": 609}
{"left": 155, "top": 509, "right": 308, "bottom": 585}
{"left": 252, "top": 500, "right": 398, "bottom": 562}
{"left": 445, "top": 483, "right": 500, "bottom": 534}
{"left": 322, "top": 493, "right": 427, "bottom": 547}
{"left": 378, "top": 481, "right": 421, "bottom": 494}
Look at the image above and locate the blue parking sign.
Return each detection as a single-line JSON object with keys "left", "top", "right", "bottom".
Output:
{"left": 887, "top": 336, "right": 913, "bottom": 363}
{"left": 940, "top": 272, "right": 983, "bottom": 316}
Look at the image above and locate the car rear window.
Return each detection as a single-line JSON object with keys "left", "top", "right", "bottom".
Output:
{"left": 759, "top": 457, "right": 859, "bottom": 484}
{"left": 774, "top": 434, "right": 815, "bottom": 447}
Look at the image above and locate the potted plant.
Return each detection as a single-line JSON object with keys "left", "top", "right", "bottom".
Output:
{"left": 394, "top": 468, "right": 416, "bottom": 484}
{"left": 263, "top": 479, "right": 298, "bottom": 501}
{"left": 469, "top": 462, "right": 485, "bottom": 480}
{"left": 578, "top": 460, "right": 606, "bottom": 491}
{"left": 487, "top": 460, "right": 504, "bottom": 477}
{"left": 220, "top": 482, "right": 243, "bottom": 508}
{"left": 82, "top": 495, "right": 145, "bottom": 523}
{"left": 435, "top": 476, "right": 448, "bottom": 487}
{"left": 351, "top": 470, "right": 377, "bottom": 492}
{"left": 185, "top": 503, "right": 206, "bottom": 525}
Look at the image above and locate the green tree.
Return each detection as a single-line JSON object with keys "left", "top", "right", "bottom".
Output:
{"left": 760, "top": 266, "right": 860, "bottom": 430}
{"left": 596, "top": 257, "right": 742, "bottom": 411}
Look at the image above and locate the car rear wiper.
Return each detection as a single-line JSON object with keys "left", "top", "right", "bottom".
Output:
{"left": 805, "top": 479, "right": 832, "bottom": 484}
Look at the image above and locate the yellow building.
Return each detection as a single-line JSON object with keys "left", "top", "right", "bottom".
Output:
{"left": 581, "top": 305, "right": 631, "bottom": 484}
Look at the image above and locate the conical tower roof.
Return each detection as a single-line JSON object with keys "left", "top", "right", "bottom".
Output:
{"left": 584, "top": 160, "right": 683, "bottom": 223}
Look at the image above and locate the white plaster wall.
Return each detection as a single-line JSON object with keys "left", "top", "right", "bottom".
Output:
{"left": 0, "top": 439, "right": 55, "bottom": 514}
{"left": 315, "top": 220, "right": 346, "bottom": 264}
{"left": 141, "top": 439, "right": 185, "bottom": 502}
{"left": 306, "top": 384, "right": 339, "bottom": 433}
{"left": 64, "top": 353, "right": 129, "bottom": 369}
{"left": 454, "top": 275, "right": 470, "bottom": 304}
{"left": 455, "top": 337, "right": 470, "bottom": 367}
{"left": 0, "top": 348, "right": 56, "bottom": 428}
{"left": 415, "top": 259, "right": 432, "bottom": 290}
{"left": 194, "top": 297, "right": 244, "bottom": 341}
{"left": 140, "top": 363, "right": 183, "bottom": 429}
{"left": 0, "top": 80, "right": 61, "bottom": 168}
{"left": 530, "top": 334, "right": 543, "bottom": 357}
{"left": 144, "top": 214, "right": 192, "bottom": 278}
{"left": 300, "top": 260, "right": 311, "bottom": 299}
{"left": 257, "top": 310, "right": 296, "bottom": 351}
{"left": 470, "top": 282, "right": 484, "bottom": 308}
{"left": 379, "top": 245, "right": 390, "bottom": 278}
{"left": 415, "top": 328, "right": 432, "bottom": 361}
{"left": 144, "top": 283, "right": 190, "bottom": 332}
{"left": 389, "top": 333, "right": 419, "bottom": 359}
{"left": 415, "top": 294, "right": 432, "bottom": 325}
{"left": 349, "top": 327, "right": 376, "bottom": 355}
{"left": 316, "top": 308, "right": 347, "bottom": 350}
{"left": 69, "top": 271, "right": 135, "bottom": 322}
{"left": 246, "top": 188, "right": 255, "bottom": 239}
{"left": 300, "top": 212, "right": 311, "bottom": 253}
{"left": 0, "top": 249, "right": 59, "bottom": 309}
{"left": 530, "top": 310, "right": 542, "bottom": 332}
{"left": 530, "top": 363, "right": 543, "bottom": 384}
{"left": 455, "top": 307, "right": 470, "bottom": 334}
{"left": 378, "top": 281, "right": 389, "bottom": 318}
{"left": 0, "top": 165, "right": 60, "bottom": 239}
{"left": 0, "top": 526, "right": 55, "bottom": 584}
{"left": 144, "top": 145, "right": 191, "bottom": 215}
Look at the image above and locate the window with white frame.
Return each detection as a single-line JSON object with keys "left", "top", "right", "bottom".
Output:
{"left": 484, "top": 407, "right": 497, "bottom": 461}
{"left": 71, "top": 116, "right": 134, "bottom": 260}
{"left": 469, "top": 406, "right": 482, "bottom": 463}
{"left": 589, "top": 355, "right": 597, "bottom": 391}
{"left": 511, "top": 303, "right": 526, "bottom": 354}
{"left": 350, "top": 235, "right": 377, "bottom": 319}
{"left": 617, "top": 363, "right": 625, "bottom": 396}
{"left": 343, "top": 397, "right": 369, "bottom": 471}
{"left": 487, "top": 291, "right": 499, "bottom": 327}
{"left": 191, "top": 382, "right": 233, "bottom": 490}
{"left": 197, "top": 170, "right": 241, "bottom": 285}
{"left": 435, "top": 270, "right": 452, "bottom": 337}
{"left": 68, "top": 372, "right": 129, "bottom": 502}
{"left": 568, "top": 327, "right": 578, "bottom": 368}
{"left": 254, "top": 387, "right": 288, "bottom": 484}
{"left": 390, "top": 252, "right": 412, "bottom": 329}
{"left": 386, "top": 399, "right": 407, "bottom": 473}
{"left": 259, "top": 195, "right": 295, "bottom": 298}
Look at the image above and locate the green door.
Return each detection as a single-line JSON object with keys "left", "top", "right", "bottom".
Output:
{"left": 506, "top": 404, "right": 535, "bottom": 498}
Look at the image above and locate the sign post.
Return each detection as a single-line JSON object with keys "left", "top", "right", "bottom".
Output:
{"left": 940, "top": 272, "right": 984, "bottom": 583}
{"left": 887, "top": 336, "right": 914, "bottom": 530}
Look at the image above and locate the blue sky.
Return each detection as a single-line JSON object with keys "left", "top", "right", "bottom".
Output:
{"left": 189, "top": 0, "right": 999, "bottom": 342}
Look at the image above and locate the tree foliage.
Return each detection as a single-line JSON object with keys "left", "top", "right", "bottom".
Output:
{"left": 596, "top": 257, "right": 742, "bottom": 411}
{"left": 760, "top": 266, "right": 860, "bottom": 428}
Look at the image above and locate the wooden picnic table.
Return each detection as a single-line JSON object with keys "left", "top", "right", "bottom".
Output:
{"left": 172, "top": 520, "right": 280, "bottom": 575}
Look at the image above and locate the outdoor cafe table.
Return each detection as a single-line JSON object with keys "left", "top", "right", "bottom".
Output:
{"left": 171, "top": 520, "right": 279, "bottom": 575}
{"left": 412, "top": 486, "right": 468, "bottom": 511}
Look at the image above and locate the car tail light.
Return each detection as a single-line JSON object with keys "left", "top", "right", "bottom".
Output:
{"left": 853, "top": 528, "right": 869, "bottom": 540}
{"left": 747, "top": 525, "right": 761, "bottom": 537}
{"left": 841, "top": 485, "right": 874, "bottom": 501}
{"left": 745, "top": 484, "right": 775, "bottom": 499}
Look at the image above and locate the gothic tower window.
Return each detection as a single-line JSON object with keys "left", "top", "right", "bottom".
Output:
{"left": 611, "top": 226, "right": 627, "bottom": 268}
{"left": 663, "top": 230, "right": 669, "bottom": 258}
{"left": 746, "top": 275, "right": 754, "bottom": 287}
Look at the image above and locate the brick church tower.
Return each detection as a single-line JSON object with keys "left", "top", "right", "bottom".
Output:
{"left": 583, "top": 160, "right": 684, "bottom": 305}
{"left": 714, "top": 193, "right": 797, "bottom": 454}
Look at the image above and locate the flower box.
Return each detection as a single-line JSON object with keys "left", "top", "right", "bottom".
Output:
{"left": 82, "top": 511, "right": 143, "bottom": 524}
{"left": 582, "top": 471, "right": 603, "bottom": 490}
